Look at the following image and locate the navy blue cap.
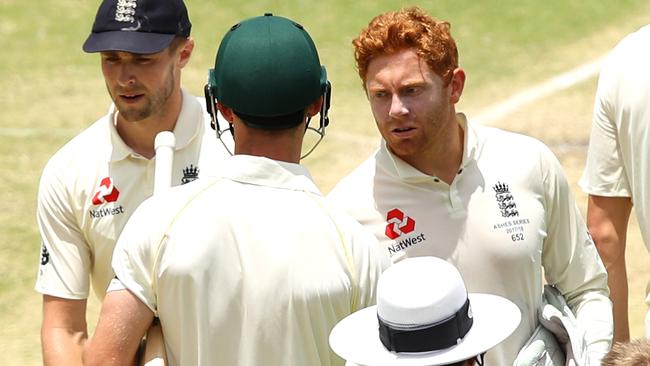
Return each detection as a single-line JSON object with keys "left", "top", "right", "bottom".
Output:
{"left": 83, "top": 0, "right": 191, "bottom": 54}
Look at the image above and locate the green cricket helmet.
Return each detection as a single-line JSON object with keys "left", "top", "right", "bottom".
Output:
{"left": 206, "top": 13, "right": 330, "bottom": 130}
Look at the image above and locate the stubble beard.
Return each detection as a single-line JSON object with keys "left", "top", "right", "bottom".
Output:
{"left": 381, "top": 116, "right": 444, "bottom": 165}
{"left": 110, "top": 64, "right": 176, "bottom": 123}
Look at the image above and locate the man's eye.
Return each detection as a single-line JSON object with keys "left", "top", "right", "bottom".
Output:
{"left": 405, "top": 87, "right": 419, "bottom": 95}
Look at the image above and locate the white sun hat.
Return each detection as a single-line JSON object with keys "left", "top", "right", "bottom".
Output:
{"left": 329, "top": 257, "right": 521, "bottom": 366}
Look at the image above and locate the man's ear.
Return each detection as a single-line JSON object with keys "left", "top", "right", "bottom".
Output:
{"left": 177, "top": 38, "right": 195, "bottom": 68}
{"left": 216, "top": 102, "right": 235, "bottom": 123}
{"left": 305, "top": 96, "right": 324, "bottom": 118}
{"left": 449, "top": 68, "right": 465, "bottom": 104}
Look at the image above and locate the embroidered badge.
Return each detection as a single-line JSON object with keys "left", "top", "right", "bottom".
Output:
{"left": 182, "top": 164, "right": 199, "bottom": 184}
{"left": 115, "top": 0, "right": 137, "bottom": 23}
{"left": 40, "top": 244, "right": 50, "bottom": 266}
{"left": 493, "top": 182, "right": 519, "bottom": 217}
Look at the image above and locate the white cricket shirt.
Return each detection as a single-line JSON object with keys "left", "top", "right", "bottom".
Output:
{"left": 580, "top": 24, "right": 650, "bottom": 251}
{"left": 35, "top": 90, "right": 230, "bottom": 300}
{"left": 328, "top": 114, "right": 612, "bottom": 365}
{"left": 112, "top": 155, "right": 388, "bottom": 366}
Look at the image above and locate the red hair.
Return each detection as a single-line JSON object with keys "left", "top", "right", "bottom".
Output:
{"left": 353, "top": 7, "right": 458, "bottom": 87}
{"left": 602, "top": 339, "right": 650, "bottom": 366}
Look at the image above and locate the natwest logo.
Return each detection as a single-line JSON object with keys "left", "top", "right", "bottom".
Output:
{"left": 385, "top": 208, "right": 415, "bottom": 239}
{"left": 92, "top": 177, "right": 120, "bottom": 205}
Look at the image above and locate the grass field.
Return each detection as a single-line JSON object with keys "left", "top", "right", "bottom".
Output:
{"left": 2, "top": 1, "right": 650, "bottom": 364}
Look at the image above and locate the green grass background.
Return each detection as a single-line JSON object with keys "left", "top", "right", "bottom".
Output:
{"left": 2, "top": 1, "right": 650, "bottom": 364}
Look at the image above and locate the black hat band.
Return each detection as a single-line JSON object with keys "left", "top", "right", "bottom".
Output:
{"left": 378, "top": 298, "right": 473, "bottom": 353}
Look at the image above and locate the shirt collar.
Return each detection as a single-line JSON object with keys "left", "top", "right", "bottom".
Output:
{"left": 108, "top": 89, "right": 203, "bottom": 162}
{"left": 377, "top": 113, "right": 478, "bottom": 181}
{"left": 459, "top": 113, "right": 478, "bottom": 169}
{"left": 220, "top": 155, "right": 321, "bottom": 195}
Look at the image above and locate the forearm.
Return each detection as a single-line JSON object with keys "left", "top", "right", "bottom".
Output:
{"left": 593, "top": 243, "right": 629, "bottom": 343}
{"left": 42, "top": 327, "right": 87, "bottom": 366}
{"left": 83, "top": 340, "right": 139, "bottom": 366}
{"left": 83, "top": 289, "right": 153, "bottom": 366}
{"left": 587, "top": 195, "right": 632, "bottom": 342}
{"left": 604, "top": 254, "right": 630, "bottom": 342}
{"left": 41, "top": 295, "right": 88, "bottom": 366}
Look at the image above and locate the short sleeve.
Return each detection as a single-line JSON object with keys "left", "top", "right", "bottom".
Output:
{"left": 35, "top": 159, "right": 92, "bottom": 299}
{"left": 579, "top": 58, "right": 631, "bottom": 198}
{"left": 111, "top": 197, "right": 163, "bottom": 316}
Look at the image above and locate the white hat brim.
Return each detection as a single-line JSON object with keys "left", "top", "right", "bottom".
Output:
{"left": 329, "top": 293, "right": 521, "bottom": 366}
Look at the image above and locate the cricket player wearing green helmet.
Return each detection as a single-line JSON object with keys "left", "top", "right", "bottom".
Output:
{"left": 205, "top": 12, "right": 332, "bottom": 158}
{"left": 84, "top": 14, "right": 388, "bottom": 366}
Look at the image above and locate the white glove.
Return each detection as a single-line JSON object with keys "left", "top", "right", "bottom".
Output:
{"left": 514, "top": 325, "right": 565, "bottom": 366}
{"left": 539, "top": 286, "right": 587, "bottom": 366}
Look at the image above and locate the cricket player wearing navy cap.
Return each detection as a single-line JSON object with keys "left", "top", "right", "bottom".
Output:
{"left": 83, "top": 14, "right": 388, "bottom": 366}
{"left": 35, "top": 1, "right": 229, "bottom": 364}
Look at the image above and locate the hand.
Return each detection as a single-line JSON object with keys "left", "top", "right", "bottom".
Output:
{"left": 514, "top": 340, "right": 547, "bottom": 366}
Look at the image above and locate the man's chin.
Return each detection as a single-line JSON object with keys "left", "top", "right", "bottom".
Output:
{"left": 387, "top": 142, "right": 420, "bottom": 160}
{"left": 116, "top": 106, "right": 151, "bottom": 122}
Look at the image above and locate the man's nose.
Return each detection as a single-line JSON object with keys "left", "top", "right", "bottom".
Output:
{"left": 388, "top": 94, "right": 408, "bottom": 118}
{"left": 117, "top": 63, "right": 136, "bottom": 87}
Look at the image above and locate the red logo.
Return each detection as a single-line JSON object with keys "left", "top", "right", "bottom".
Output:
{"left": 92, "top": 177, "right": 120, "bottom": 205}
{"left": 385, "top": 208, "right": 415, "bottom": 239}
